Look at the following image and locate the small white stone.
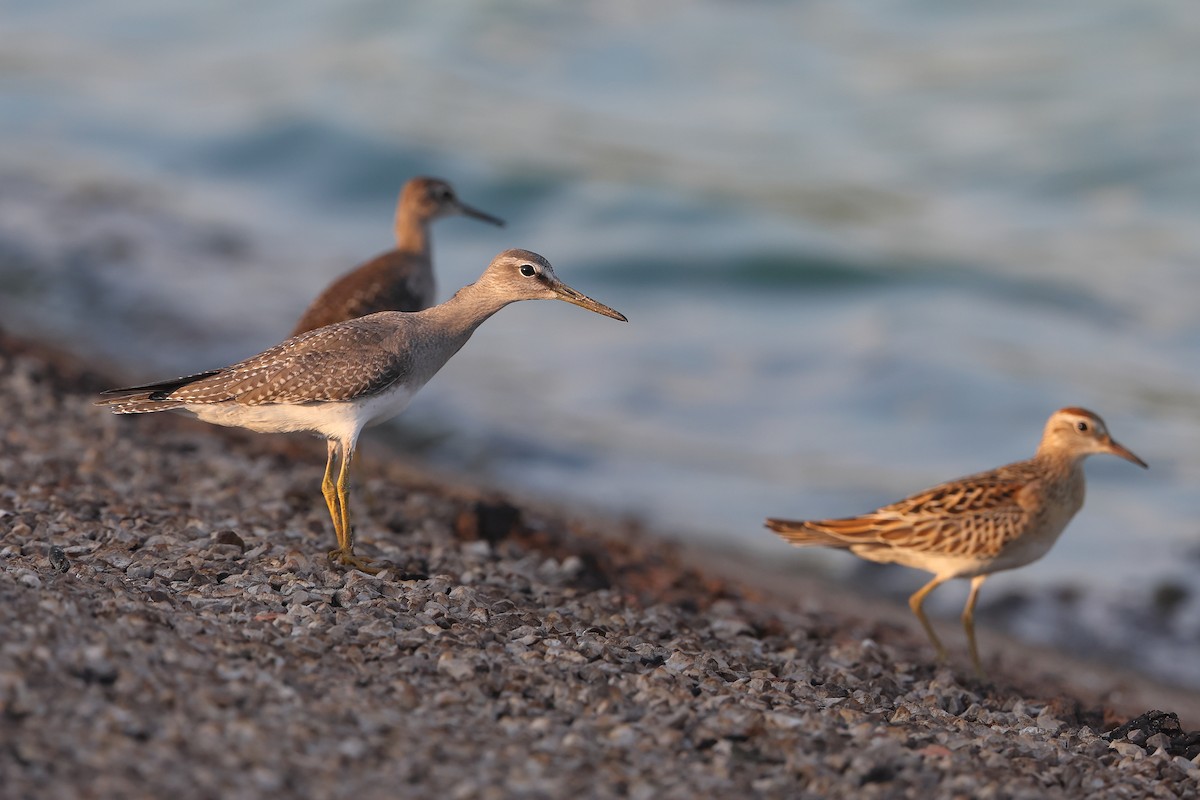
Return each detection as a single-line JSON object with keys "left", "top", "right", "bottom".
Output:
{"left": 1036, "top": 711, "right": 1064, "bottom": 732}
{"left": 1109, "top": 741, "right": 1145, "bottom": 759}
{"left": 607, "top": 725, "right": 637, "bottom": 747}
{"left": 17, "top": 570, "right": 42, "bottom": 589}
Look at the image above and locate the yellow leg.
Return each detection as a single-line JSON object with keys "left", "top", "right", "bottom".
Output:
{"left": 320, "top": 439, "right": 345, "bottom": 552}
{"left": 337, "top": 443, "right": 355, "bottom": 553}
{"left": 909, "top": 576, "right": 949, "bottom": 662}
{"left": 325, "top": 439, "right": 378, "bottom": 574}
{"left": 962, "top": 575, "right": 988, "bottom": 679}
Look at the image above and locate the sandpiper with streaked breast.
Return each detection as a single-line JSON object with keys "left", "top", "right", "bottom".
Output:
{"left": 765, "top": 407, "right": 1147, "bottom": 677}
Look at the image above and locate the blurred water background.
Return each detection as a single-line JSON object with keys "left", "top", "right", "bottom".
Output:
{"left": 1, "top": 2, "right": 1198, "bottom": 685}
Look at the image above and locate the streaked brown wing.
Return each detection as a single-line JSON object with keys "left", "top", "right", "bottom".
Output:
{"left": 779, "top": 462, "right": 1043, "bottom": 558}
{"left": 883, "top": 466, "right": 1035, "bottom": 517}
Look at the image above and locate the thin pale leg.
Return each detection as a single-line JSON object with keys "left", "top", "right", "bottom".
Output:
{"left": 328, "top": 440, "right": 378, "bottom": 574}
{"left": 908, "top": 576, "right": 949, "bottom": 662}
{"left": 962, "top": 575, "right": 988, "bottom": 679}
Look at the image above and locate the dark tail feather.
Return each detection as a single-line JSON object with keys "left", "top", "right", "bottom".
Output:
{"left": 98, "top": 371, "right": 223, "bottom": 402}
{"left": 96, "top": 369, "right": 224, "bottom": 412}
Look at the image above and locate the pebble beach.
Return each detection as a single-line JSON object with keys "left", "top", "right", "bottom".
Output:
{"left": 2, "top": 329, "right": 1199, "bottom": 799}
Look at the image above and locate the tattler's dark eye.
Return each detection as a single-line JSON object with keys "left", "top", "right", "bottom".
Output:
{"left": 519, "top": 264, "right": 536, "bottom": 277}
{"left": 1076, "top": 421, "right": 1089, "bottom": 432}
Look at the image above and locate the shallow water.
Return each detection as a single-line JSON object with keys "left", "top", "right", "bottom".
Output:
{"left": 2, "top": 2, "right": 1199, "bottom": 683}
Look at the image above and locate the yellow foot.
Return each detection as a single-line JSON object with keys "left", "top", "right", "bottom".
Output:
{"left": 327, "top": 548, "right": 380, "bottom": 574}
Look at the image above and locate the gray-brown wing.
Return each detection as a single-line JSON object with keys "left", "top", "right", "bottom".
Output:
{"left": 99, "top": 314, "right": 413, "bottom": 410}
{"left": 292, "top": 251, "right": 427, "bottom": 335}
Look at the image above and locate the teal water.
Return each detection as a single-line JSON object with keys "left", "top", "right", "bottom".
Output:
{"left": 2, "top": 2, "right": 1199, "bottom": 682}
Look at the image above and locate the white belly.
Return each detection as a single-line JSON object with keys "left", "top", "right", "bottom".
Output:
{"left": 854, "top": 546, "right": 999, "bottom": 581}
{"left": 186, "top": 383, "right": 417, "bottom": 443}
{"left": 853, "top": 514, "right": 1075, "bottom": 581}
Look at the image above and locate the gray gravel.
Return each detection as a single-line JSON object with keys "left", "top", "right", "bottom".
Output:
{"left": 1, "top": 330, "right": 1198, "bottom": 799}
